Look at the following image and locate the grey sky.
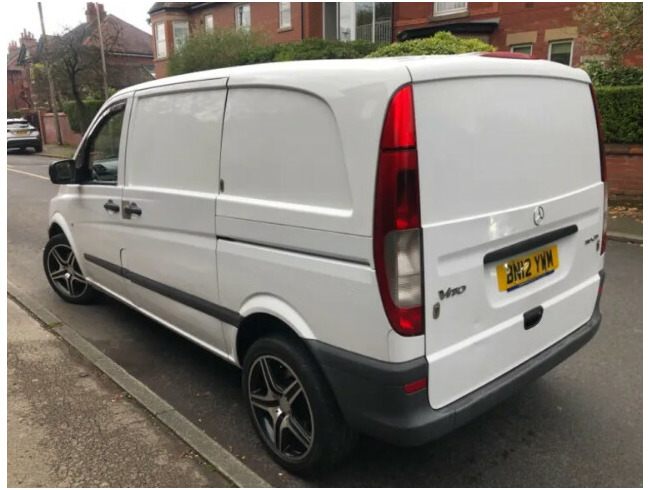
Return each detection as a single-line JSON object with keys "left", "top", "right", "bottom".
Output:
{"left": 4, "top": 1, "right": 152, "bottom": 52}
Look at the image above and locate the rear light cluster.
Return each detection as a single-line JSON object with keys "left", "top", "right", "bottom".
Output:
{"left": 590, "top": 84, "right": 607, "bottom": 255}
{"left": 373, "top": 85, "right": 423, "bottom": 336}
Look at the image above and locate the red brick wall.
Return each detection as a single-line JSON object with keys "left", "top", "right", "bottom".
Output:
{"left": 41, "top": 113, "right": 82, "bottom": 147}
{"left": 605, "top": 145, "right": 643, "bottom": 202}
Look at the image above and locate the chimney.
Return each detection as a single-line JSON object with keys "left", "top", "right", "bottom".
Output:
{"left": 85, "top": 2, "right": 107, "bottom": 24}
{"left": 8, "top": 40, "right": 19, "bottom": 58}
{"left": 19, "top": 30, "right": 37, "bottom": 53}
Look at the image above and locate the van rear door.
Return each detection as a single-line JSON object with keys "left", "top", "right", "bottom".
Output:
{"left": 408, "top": 59, "right": 605, "bottom": 409}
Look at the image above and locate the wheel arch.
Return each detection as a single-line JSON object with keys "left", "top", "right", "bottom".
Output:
{"left": 47, "top": 214, "right": 87, "bottom": 275}
{"left": 236, "top": 295, "right": 316, "bottom": 365}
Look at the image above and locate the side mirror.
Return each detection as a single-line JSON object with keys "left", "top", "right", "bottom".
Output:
{"left": 49, "top": 159, "right": 76, "bottom": 184}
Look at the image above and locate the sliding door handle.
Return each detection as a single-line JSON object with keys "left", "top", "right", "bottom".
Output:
{"left": 123, "top": 202, "right": 142, "bottom": 217}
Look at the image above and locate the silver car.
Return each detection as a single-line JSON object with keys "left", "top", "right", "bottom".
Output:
{"left": 7, "top": 118, "right": 42, "bottom": 152}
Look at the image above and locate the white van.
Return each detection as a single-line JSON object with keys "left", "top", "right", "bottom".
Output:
{"left": 44, "top": 54, "right": 606, "bottom": 474}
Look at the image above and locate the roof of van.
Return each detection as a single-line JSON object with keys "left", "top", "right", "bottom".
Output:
{"left": 110, "top": 54, "right": 591, "bottom": 101}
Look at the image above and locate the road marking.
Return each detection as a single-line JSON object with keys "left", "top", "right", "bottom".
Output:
{"left": 7, "top": 167, "right": 49, "bottom": 181}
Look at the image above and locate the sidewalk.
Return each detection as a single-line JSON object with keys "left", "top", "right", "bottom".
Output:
{"left": 41, "top": 144, "right": 76, "bottom": 159}
{"left": 608, "top": 205, "right": 643, "bottom": 244}
{"left": 7, "top": 297, "right": 230, "bottom": 488}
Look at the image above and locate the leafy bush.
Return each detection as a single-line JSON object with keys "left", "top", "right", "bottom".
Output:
{"left": 367, "top": 31, "right": 496, "bottom": 58}
{"left": 594, "top": 86, "right": 642, "bottom": 144}
{"left": 582, "top": 61, "right": 643, "bottom": 87}
{"left": 7, "top": 109, "right": 24, "bottom": 119}
{"left": 167, "top": 29, "right": 265, "bottom": 75}
{"left": 244, "top": 38, "right": 378, "bottom": 64}
{"left": 62, "top": 99, "right": 104, "bottom": 133}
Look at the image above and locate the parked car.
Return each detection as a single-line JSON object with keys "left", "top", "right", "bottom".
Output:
{"left": 7, "top": 118, "right": 42, "bottom": 152}
{"left": 43, "top": 53, "right": 606, "bottom": 475}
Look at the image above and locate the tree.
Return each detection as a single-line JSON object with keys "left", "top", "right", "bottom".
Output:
{"left": 574, "top": 2, "right": 643, "bottom": 66}
{"left": 36, "top": 21, "right": 123, "bottom": 132}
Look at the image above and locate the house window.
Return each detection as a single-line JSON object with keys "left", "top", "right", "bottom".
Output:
{"left": 323, "top": 3, "right": 392, "bottom": 43}
{"left": 172, "top": 21, "right": 190, "bottom": 50}
{"left": 548, "top": 40, "right": 573, "bottom": 66}
{"left": 155, "top": 22, "right": 166, "bottom": 59}
{"left": 279, "top": 2, "right": 291, "bottom": 29}
{"left": 511, "top": 44, "right": 533, "bottom": 55}
{"left": 236, "top": 4, "right": 251, "bottom": 31}
{"left": 205, "top": 14, "right": 214, "bottom": 32}
{"left": 433, "top": 2, "right": 468, "bottom": 16}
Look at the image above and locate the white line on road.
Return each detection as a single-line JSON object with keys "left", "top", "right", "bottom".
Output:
{"left": 7, "top": 167, "right": 49, "bottom": 180}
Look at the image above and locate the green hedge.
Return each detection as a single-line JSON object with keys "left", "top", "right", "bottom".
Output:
{"left": 595, "top": 86, "right": 642, "bottom": 144}
{"left": 367, "top": 31, "right": 496, "bottom": 57}
{"left": 243, "top": 38, "right": 378, "bottom": 65}
{"left": 168, "top": 29, "right": 264, "bottom": 75}
{"left": 62, "top": 100, "right": 104, "bottom": 133}
{"left": 582, "top": 61, "right": 643, "bottom": 87}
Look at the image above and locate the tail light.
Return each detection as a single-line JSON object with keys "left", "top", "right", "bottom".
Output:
{"left": 373, "top": 85, "right": 423, "bottom": 336}
{"left": 590, "top": 84, "right": 607, "bottom": 255}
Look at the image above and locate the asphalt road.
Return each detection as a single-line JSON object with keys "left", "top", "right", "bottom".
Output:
{"left": 7, "top": 151, "right": 643, "bottom": 487}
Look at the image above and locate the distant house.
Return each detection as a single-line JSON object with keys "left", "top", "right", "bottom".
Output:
{"left": 7, "top": 31, "right": 37, "bottom": 112}
{"left": 73, "top": 3, "right": 155, "bottom": 87}
{"left": 6, "top": 2, "right": 154, "bottom": 113}
{"left": 148, "top": 2, "right": 643, "bottom": 78}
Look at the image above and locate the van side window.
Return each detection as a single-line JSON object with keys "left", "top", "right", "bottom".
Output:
{"left": 84, "top": 107, "right": 125, "bottom": 184}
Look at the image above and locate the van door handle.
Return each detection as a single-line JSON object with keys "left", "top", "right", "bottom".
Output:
{"left": 123, "top": 202, "right": 142, "bottom": 217}
{"left": 523, "top": 306, "right": 544, "bottom": 330}
{"left": 103, "top": 200, "right": 120, "bottom": 213}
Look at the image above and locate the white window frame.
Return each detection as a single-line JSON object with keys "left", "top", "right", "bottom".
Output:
{"left": 155, "top": 22, "right": 166, "bottom": 59}
{"left": 548, "top": 39, "right": 574, "bottom": 66}
{"left": 321, "top": 3, "right": 392, "bottom": 43}
{"left": 279, "top": 2, "right": 291, "bottom": 29}
{"left": 172, "top": 21, "right": 190, "bottom": 51}
{"left": 433, "top": 2, "right": 468, "bottom": 17}
{"left": 510, "top": 44, "right": 533, "bottom": 55}
{"left": 204, "top": 14, "right": 214, "bottom": 32}
{"left": 236, "top": 4, "right": 251, "bottom": 32}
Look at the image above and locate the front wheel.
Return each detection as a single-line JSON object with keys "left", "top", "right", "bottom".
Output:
{"left": 242, "top": 334, "right": 357, "bottom": 476}
{"left": 43, "top": 234, "right": 96, "bottom": 304}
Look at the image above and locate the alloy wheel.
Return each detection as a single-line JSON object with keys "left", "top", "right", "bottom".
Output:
{"left": 248, "top": 355, "right": 315, "bottom": 461}
{"left": 45, "top": 244, "right": 88, "bottom": 299}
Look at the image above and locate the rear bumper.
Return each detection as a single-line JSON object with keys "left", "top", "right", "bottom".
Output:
{"left": 7, "top": 136, "right": 41, "bottom": 148}
{"left": 308, "top": 272, "right": 604, "bottom": 446}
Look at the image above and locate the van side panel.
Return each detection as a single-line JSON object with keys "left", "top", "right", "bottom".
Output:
{"left": 217, "top": 239, "right": 394, "bottom": 362}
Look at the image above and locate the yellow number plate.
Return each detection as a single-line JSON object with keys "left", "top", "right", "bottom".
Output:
{"left": 496, "top": 245, "right": 559, "bottom": 292}
{"left": 15, "top": 130, "right": 29, "bottom": 135}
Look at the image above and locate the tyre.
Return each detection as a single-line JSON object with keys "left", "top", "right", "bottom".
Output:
{"left": 242, "top": 334, "right": 357, "bottom": 475}
{"left": 43, "top": 234, "right": 96, "bottom": 304}
{"left": 34, "top": 143, "right": 43, "bottom": 153}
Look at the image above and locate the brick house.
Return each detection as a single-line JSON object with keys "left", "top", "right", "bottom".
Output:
{"left": 7, "top": 31, "right": 38, "bottom": 112}
{"left": 148, "top": 2, "right": 642, "bottom": 78}
{"left": 6, "top": 3, "right": 154, "bottom": 114}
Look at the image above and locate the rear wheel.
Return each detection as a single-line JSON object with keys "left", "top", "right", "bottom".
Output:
{"left": 43, "top": 234, "right": 95, "bottom": 304}
{"left": 34, "top": 143, "right": 43, "bottom": 153}
{"left": 242, "top": 334, "right": 356, "bottom": 475}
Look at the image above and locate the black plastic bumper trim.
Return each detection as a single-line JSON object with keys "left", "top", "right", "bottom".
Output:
{"left": 483, "top": 224, "right": 578, "bottom": 265}
{"left": 83, "top": 253, "right": 242, "bottom": 327}
{"left": 308, "top": 294, "right": 602, "bottom": 447}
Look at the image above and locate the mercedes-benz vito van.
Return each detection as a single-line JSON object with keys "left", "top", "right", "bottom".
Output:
{"left": 44, "top": 53, "right": 606, "bottom": 474}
